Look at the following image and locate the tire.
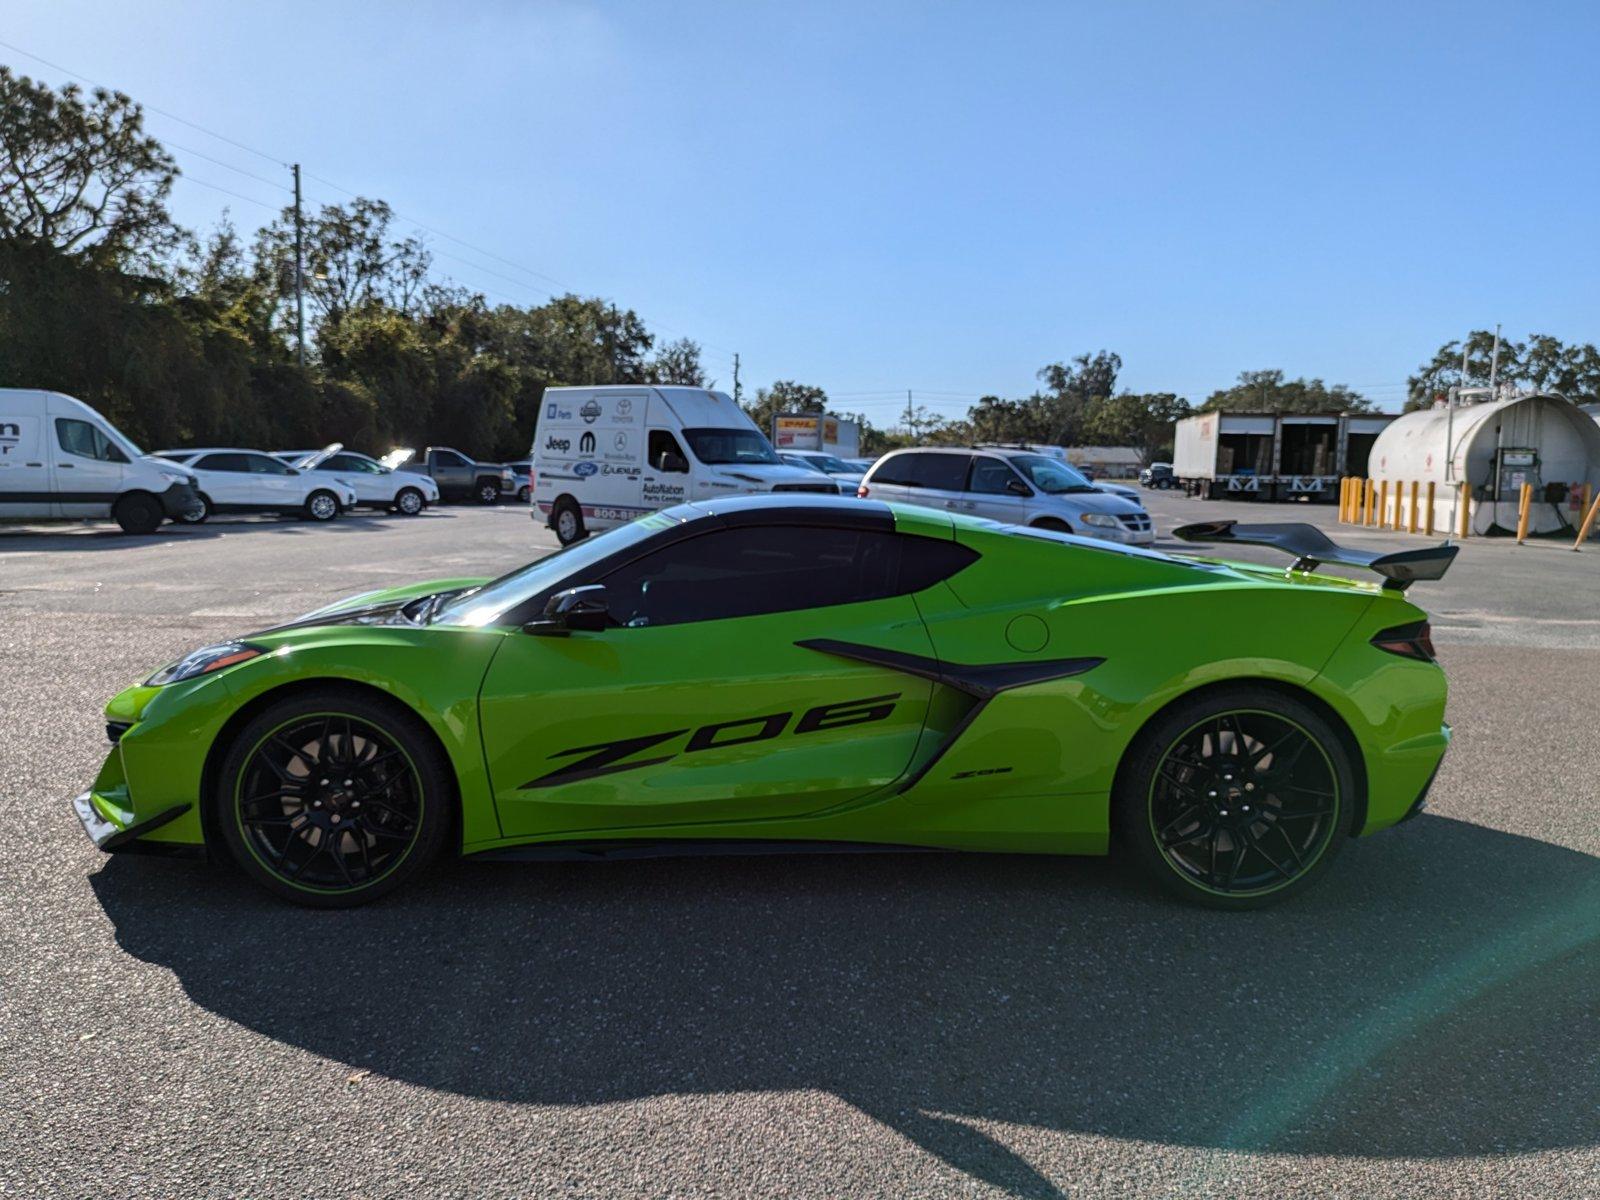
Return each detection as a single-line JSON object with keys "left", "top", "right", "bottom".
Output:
{"left": 1033, "top": 517, "right": 1073, "bottom": 533}
{"left": 1113, "top": 686, "right": 1355, "bottom": 910}
{"left": 517, "top": 485, "right": 531, "bottom": 503}
{"left": 112, "top": 492, "right": 163, "bottom": 535}
{"left": 304, "top": 490, "right": 340, "bottom": 522}
{"left": 177, "top": 494, "right": 213, "bottom": 525}
{"left": 214, "top": 688, "right": 452, "bottom": 908}
{"left": 552, "top": 496, "right": 585, "bottom": 545}
{"left": 394, "top": 486, "right": 425, "bottom": 516}
{"left": 475, "top": 478, "right": 500, "bottom": 505}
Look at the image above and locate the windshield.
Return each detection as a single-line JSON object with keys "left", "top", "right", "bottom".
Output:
{"left": 809, "top": 454, "right": 854, "bottom": 474}
{"left": 434, "top": 510, "right": 690, "bottom": 627}
{"left": 682, "top": 427, "right": 779, "bottom": 465}
{"left": 1010, "top": 454, "right": 1096, "bottom": 494}
{"left": 785, "top": 455, "right": 829, "bottom": 475}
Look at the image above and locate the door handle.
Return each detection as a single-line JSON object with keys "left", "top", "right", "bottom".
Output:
{"left": 58, "top": 462, "right": 75, "bottom": 469}
{"left": 25, "top": 462, "right": 43, "bottom": 468}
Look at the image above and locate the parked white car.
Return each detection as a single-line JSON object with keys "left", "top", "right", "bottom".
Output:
{"left": 152, "top": 448, "right": 357, "bottom": 522}
{"left": 859, "top": 447, "right": 1155, "bottom": 545}
{"left": 0, "top": 389, "right": 203, "bottom": 533}
{"left": 778, "top": 449, "right": 864, "bottom": 493}
{"left": 278, "top": 445, "right": 439, "bottom": 515}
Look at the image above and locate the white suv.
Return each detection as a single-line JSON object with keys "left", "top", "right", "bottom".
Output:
{"left": 859, "top": 447, "right": 1155, "bottom": 545}
{"left": 152, "top": 448, "right": 357, "bottom": 523}
{"left": 278, "top": 445, "right": 440, "bottom": 515}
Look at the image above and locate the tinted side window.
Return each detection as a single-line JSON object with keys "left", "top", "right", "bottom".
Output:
{"left": 968, "top": 457, "right": 1022, "bottom": 495}
{"left": 906, "top": 453, "right": 970, "bottom": 491}
{"left": 55, "top": 418, "right": 129, "bottom": 463}
{"left": 434, "top": 450, "right": 468, "bottom": 467}
{"left": 198, "top": 453, "right": 249, "bottom": 472}
{"left": 898, "top": 536, "right": 980, "bottom": 591}
{"left": 648, "top": 430, "right": 688, "bottom": 472}
{"left": 247, "top": 454, "right": 292, "bottom": 474}
{"left": 871, "top": 452, "right": 941, "bottom": 488}
{"left": 600, "top": 526, "right": 904, "bottom": 628}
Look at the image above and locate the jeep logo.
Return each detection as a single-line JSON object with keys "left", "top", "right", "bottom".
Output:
{"left": 579, "top": 431, "right": 596, "bottom": 455}
{"left": 521, "top": 694, "right": 901, "bottom": 788}
{"left": 544, "top": 436, "right": 570, "bottom": 453}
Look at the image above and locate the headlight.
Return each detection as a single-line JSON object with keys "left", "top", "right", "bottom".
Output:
{"left": 158, "top": 470, "right": 189, "bottom": 486}
{"left": 146, "top": 642, "right": 264, "bottom": 686}
{"left": 1080, "top": 512, "right": 1119, "bottom": 528}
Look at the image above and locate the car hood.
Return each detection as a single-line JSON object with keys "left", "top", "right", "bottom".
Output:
{"left": 259, "top": 577, "right": 491, "bottom": 634}
{"left": 708, "top": 462, "right": 833, "bottom": 486}
{"left": 1044, "top": 489, "right": 1143, "bottom": 514}
{"left": 296, "top": 441, "right": 344, "bottom": 470}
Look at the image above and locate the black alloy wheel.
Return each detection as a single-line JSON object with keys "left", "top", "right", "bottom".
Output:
{"left": 216, "top": 691, "right": 449, "bottom": 906}
{"left": 1116, "top": 689, "right": 1354, "bottom": 908}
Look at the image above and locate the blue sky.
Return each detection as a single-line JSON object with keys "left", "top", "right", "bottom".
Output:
{"left": 7, "top": 2, "right": 1598, "bottom": 419}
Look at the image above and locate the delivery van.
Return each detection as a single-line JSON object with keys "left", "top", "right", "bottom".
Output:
{"left": 531, "top": 386, "right": 838, "bottom": 543}
{"left": 0, "top": 390, "right": 203, "bottom": 533}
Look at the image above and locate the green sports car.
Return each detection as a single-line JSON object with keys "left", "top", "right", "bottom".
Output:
{"left": 71, "top": 495, "right": 1454, "bottom": 909}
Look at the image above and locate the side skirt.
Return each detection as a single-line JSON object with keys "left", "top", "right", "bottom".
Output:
{"left": 465, "top": 839, "right": 942, "bottom": 863}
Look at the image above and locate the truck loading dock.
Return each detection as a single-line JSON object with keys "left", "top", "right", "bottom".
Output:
{"left": 1174, "top": 411, "right": 1396, "bottom": 501}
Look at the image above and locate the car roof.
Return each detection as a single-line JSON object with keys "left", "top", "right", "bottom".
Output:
{"left": 160, "top": 447, "right": 273, "bottom": 456}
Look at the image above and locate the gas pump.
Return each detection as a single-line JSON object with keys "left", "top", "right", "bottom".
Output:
{"left": 1489, "top": 448, "right": 1539, "bottom": 533}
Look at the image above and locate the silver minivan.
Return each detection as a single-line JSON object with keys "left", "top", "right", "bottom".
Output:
{"left": 859, "top": 447, "right": 1155, "bottom": 545}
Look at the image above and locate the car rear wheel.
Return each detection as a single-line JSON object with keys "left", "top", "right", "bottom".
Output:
{"left": 305, "top": 490, "right": 339, "bottom": 521}
{"left": 215, "top": 689, "right": 451, "bottom": 908}
{"left": 1115, "top": 688, "right": 1354, "bottom": 909}
{"left": 112, "top": 492, "right": 164, "bottom": 535}
{"left": 394, "top": 486, "right": 425, "bottom": 516}
{"left": 552, "top": 496, "right": 585, "bottom": 545}
{"left": 517, "top": 485, "right": 531, "bottom": 503}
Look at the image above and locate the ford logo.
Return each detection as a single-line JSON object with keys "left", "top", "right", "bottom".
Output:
{"left": 574, "top": 461, "right": 599, "bottom": 477}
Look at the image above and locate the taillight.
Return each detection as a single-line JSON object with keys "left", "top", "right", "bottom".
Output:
{"left": 1372, "top": 620, "right": 1436, "bottom": 662}
{"left": 857, "top": 485, "right": 870, "bottom": 498}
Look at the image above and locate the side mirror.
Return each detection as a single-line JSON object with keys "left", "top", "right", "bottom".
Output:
{"left": 526, "top": 584, "right": 610, "bottom": 635}
{"left": 655, "top": 451, "right": 688, "bottom": 474}
{"left": 1006, "top": 479, "right": 1032, "bottom": 497}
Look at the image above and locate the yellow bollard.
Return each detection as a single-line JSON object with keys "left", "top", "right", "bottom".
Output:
{"left": 1458, "top": 481, "right": 1471, "bottom": 539}
{"left": 1515, "top": 482, "right": 1534, "bottom": 544}
{"left": 1391, "top": 482, "right": 1404, "bottom": 530}
{"left": 1574, "top": 488, "right": 1600, "bottom": 550}
{"left": 1425, "top": 481, "right": 1436, "bottom": 536}
{"left": 1408, "top": 480, "right": 1419, "bottom": 533}
{"left": 1375, "top": 480, "right": 1387, "bottom": 529}
{"left": 1363, "top": 478, "right": 1376, "bottom": 526}
{"left": 1343, "top": 477, "right": 1354, "bottom": 523}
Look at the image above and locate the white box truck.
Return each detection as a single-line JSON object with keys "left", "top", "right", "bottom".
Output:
{"left": 0, "top": 389, "right": 203, "bottom": 532}
{"left": 532, "top": 386, "right": 838, "bottom": 543}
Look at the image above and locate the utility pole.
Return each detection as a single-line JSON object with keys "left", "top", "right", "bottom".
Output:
{"left": 904, "top": 389, "right": 913, "bottom": 439}
{"left": 732, "top": 353, "right": 741, "bottom": 402}
{"left": 292, "top": 163, "right": 306, "bottom": 368}
{"left": 1488, "top": 322, "right": 1503, "bottom": 396}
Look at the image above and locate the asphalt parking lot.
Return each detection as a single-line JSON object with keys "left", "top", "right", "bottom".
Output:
{"left": 3, "top": 497, "right": 1599, "bottom": 1199}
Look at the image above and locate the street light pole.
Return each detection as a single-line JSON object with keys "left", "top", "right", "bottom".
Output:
{"left": 292, "top": 163, "right": 306, "bottom": 368}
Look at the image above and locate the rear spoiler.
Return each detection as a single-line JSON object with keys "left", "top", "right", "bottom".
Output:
{"left": 1171, "top": 520, "right": 1457, "bottom": 591}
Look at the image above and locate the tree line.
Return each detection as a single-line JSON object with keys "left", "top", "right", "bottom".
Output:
{"left": 4, "top": 67, "right": 1597, "bottom": 465}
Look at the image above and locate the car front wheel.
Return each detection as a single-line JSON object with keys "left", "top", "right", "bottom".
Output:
{"left": 476, "top": 480, "right": 500, "bottom": 505}
{"left": 394, "top": 486, "right": 425, "bottom": 516}
{"left": 304, "top": 490, "right": 339, "bottom": 521}
{"left": 215, "top": 689, "right": 451, "bottom": 908}
{"left": 1115, "top": 687, "right": 1355, "bottom": 909}
{"left": 177, "top": 494, "right": 212, "bottom": 524}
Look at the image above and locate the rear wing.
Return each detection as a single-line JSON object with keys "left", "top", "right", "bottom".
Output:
{"left": 1171, "top": 520, "right": 1457, "bottom": 591}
